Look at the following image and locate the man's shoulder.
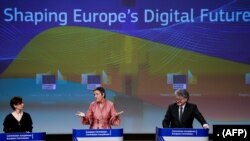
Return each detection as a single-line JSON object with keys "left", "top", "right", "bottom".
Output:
{"left": 169, "top": 103, "right": 178, "bottom": 108}
{"left": 186, "top": 102, "right": 197, "bottom": 108}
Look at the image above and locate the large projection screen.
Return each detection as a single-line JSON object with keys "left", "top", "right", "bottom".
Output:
{"left": 1, "top": 0, "right": 250, "bottom": 134}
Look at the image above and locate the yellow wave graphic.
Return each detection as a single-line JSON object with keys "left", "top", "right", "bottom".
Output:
{"left": 2, "top": 26, "right": 250, "bottom": 78}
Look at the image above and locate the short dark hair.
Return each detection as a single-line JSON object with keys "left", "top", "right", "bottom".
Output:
{"left": 10, "top": 96, "right": 23, "bottom": 110}
{"left": 93, "top": 87, "right": 106, "bottom": 98}
{"left": 175, "top": 89, "right": 189, "bottom": 101}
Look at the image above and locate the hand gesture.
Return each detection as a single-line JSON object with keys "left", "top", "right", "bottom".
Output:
{"left": 110, "top": 111, "right": 124, "bottom": 122}
{"left": 115, "top": 111, "right": 124, "bottom": 116}
{"left": 76, "top": 111, "right": 85, "bottom": 117}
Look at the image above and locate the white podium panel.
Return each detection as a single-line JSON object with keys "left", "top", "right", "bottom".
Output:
{"left": 0, "top": 132, "right": 46, "bottom": 141}
{"left": 156, "top": 127, "right": 209, "bottom": 141}
{"left": 73, "top": 128, "right": 123, "bottom": 141}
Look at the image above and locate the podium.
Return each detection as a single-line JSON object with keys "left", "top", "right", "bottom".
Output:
{"left": 156, "top": 127, "right": 209, "bottom": 141}
{"left": 0, "top": 132, "right": 46, "bottom": 141}
{"left": 73, "top": 128, "right": 123, "bottom": 141}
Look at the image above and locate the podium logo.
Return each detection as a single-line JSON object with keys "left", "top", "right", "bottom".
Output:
{"left": 213, "top": 125, "right": 250, "bottom": 141}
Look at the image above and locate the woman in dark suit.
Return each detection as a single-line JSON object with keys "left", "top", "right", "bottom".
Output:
{"left": 162, "top": 89, "right": 209, "bottom": 129}
{"left": 3, "top": 96, "right": 33, "bottom": 133}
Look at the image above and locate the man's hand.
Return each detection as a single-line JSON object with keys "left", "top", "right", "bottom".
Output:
{"left": 203, "top": 124, "right": 209, "bottom": 129}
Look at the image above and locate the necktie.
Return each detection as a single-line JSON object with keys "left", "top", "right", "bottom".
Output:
{"left": 179, "top": 106, "right": 183, "bottom": 121}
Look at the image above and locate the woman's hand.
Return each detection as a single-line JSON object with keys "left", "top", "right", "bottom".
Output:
{"left": 109, "top": 111, "right": 124, "bottom": 123}
{"left": 115, "top": 111, "right": 124, "bottom": 116}
{"left": 75, "top": 111, "right": 85, "bottom": 117}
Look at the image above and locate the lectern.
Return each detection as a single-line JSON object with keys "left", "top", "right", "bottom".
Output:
{"left": 156, "top": 127, "right": 209, "bottom": 141}
{"left": 0, "top": 132, "right": 46, "bottom": 141}
{"left": 73, "top": 128, "right": 123, "bottom": 141}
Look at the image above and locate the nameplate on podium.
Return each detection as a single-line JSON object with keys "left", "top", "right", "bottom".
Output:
{"left": 156, "top": 127, "right": 209, "bottom": 141}
{"left": 73, "top": 128, "right": 123, "bottom": 141}
{"left": 0, "top": 132, "right": 46, "bottom": 141}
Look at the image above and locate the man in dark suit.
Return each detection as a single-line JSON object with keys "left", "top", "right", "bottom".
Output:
{"left": 162, "top": 89, "right": 209, "bottom": 129}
